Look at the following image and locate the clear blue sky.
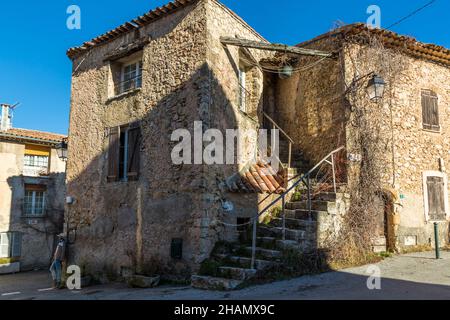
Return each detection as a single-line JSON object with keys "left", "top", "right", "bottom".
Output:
{"left": 0, "top": 0, "right": 447, "bottom": 135}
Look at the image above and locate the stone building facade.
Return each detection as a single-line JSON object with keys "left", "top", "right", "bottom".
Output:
{"left": 0, "top": 104, "right": 66, "bottom": 272}
{"left": 66, "top": 0, "right": 449, "bottom": 279}
{"left": 272, "top": 24, "right": 450, "bottom": 251}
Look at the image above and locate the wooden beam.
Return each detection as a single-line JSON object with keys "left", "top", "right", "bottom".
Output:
{"left": 220, "top": 37, "right": 335, "bottom": 58}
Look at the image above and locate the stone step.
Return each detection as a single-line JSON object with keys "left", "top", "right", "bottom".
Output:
{"left": 258, "top": 226, "right": 307, "bottom": 241}
{"left": 218, "top": 267, "right": 257, "bottom": 281}
{"left": 226, "top": 256, "right": 275, "bottom": 270}
{"left": 257, "top": 236, "right": 277, "bottom": 246}
{"left": 268, "top": 217, "right": 316, "bottom": 230}
{"left": 191, "top": 275, "right": 244, "bottom": 291}
{"left": 286, "top": 200, "right": 336, "bottom": 212}
{"left": 245, "top": 247, "right": 282, "bottom": 260}
{"left": 372, "top": 245, "right": 387, "bottom": 253}
{"left": 295, "top": 192, "right": 350, "bottom": 202}
{"left": 284, "top": 209, "right": 328, "bottom": 221}
{"left": 276, "top": 239, "right": 316, "bottom": 253}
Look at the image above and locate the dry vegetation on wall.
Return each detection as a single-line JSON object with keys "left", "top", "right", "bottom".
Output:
{"left": 329, "top": 31, "right": 407, "bottom": 267}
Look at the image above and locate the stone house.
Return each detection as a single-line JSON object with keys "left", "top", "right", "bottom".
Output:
{"left": 66, "top": 0, "right": 449, "bottom": 280}
{"left": 0, "top": 104, "right": 67, "bottom": 272}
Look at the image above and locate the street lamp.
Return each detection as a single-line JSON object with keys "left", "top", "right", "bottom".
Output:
{"left": 367, "top": 74, "right": 386, "bottom": 101}
{"left": 56, "top": 140, "right": 68, "bottom": 161}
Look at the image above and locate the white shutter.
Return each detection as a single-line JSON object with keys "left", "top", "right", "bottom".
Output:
{"left": 11, "top": 233, "right": 22, "bottom": 257}
{"left": 0, "top": 233, "right": 11, "bottom": 258}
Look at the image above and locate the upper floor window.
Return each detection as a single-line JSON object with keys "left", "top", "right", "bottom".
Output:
{"left": 107, "top": 122, "right": 141, "bottom": 182}
{"left": 421, "top": 90, "right": 439, "bottom": 131}
{"left": 120, "top": 61, "right": 143, "bottom": 94}
{"left": 24, "top": 155, "right": 49, "bottom": 167}
{"left": 238, "top": 67, "right": 247, "bottom": 113}
{"left": 109, "top": 51, "right": 143, "bottom": 98}
{"left": 23, "top": 144, "right": 50, "bottom": 176}
{"left": 23, "top": 185, "right": 46, "bottom": 217}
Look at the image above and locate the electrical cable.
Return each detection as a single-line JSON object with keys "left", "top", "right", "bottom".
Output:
{"left": 386, "top": 0, "right": 437, "bottom": 30}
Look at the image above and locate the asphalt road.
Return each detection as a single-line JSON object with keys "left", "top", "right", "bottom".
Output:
{"left": 1, "top": 251, "right": 449, "bottom": 300}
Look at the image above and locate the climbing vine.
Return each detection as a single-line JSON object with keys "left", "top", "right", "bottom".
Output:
{"left": 328, "top": 29, "right": 407, "bottom": 266}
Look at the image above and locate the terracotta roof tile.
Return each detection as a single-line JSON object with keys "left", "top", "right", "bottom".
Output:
{"left": 0, "top": 128, "right": 67, "bottom": 144}
{"left": 224, "top": 161, "right": 286, "bottom": 194}
{"left": 298, "top": 23, "right": 450, "bottom": 67}
{"left": 67, "top": 0, "right": 197, "bottom": 60}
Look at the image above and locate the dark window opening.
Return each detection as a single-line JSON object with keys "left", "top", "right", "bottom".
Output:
{"left": 107, "top": 122, "right": 141, "bottom": 182}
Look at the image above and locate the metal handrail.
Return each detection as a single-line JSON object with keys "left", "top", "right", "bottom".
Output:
{"left": 248, "top": 145, "right": 345, "bottom": 269}
{"left": 262, "top": 112, "right": 293, "bottom": 168}
{"left": 262, "top": 112, "right": 294, "bottom": 143}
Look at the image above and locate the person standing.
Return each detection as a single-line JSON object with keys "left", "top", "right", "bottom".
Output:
{"left": 50, "top": 235, "right": 66, "bottom": 289}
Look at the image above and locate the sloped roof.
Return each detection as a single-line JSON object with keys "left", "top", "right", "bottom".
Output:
{"left": 67, "top": 0, "right": 197, "bottom": 60}
{"left": 299, "top": 23, "right": 450, "bottom": 67}
{"left": 224, "top": 161, "right": 286, "bottom": 194}
{"left": 0, "top": 128, "right": 67, "bottom": 145}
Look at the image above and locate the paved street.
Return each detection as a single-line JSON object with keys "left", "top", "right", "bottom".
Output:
{"left": 1, "top": 251, "right": 450, "bottom": 300}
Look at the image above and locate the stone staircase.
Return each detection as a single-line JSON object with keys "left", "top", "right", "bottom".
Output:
{"left": 191, "top": 191, "right": 349, "bottom": 290}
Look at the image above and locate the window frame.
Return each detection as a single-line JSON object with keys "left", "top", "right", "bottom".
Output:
{"left": 24, "top": 154, "right": 49, "bottom": 168}
{"left": 422, "top": 171, "right": 449, "bottom": 222}
{"left": 238, "top": 67, "right": 247, "bottom": 113}
{"left": 119, "top": 60, "right": 143, "bottom": 94}
{"left": 107, "top": 122, "right": 141, "bottom": 183}
{"left": 0, "top": 232, "right": 22, "bottom": 258}
{"left": 23, "top": 188, "right": 46, "bottom": 217}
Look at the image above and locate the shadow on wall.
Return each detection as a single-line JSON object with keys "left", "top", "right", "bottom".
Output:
{"left": 6, "top": 172, "right": 65, "bottom": 270}
{"left": 65, "top": 61, "right": 265, "bottom": 281}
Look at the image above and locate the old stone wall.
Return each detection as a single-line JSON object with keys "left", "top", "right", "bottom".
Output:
{"left": 66, "top": 0, "right": 275, "bottom": 279}
{"left": 67, "top": 0, "right": 209, "bottom": 279}
{"left": 203, "top": 0, "right": 276, "bottom": 246}
{"left": 343, "top": 42, "right": 450, "bottom": 249}
{"left": 274, "top": 37, "right": 346, "bottom": 166}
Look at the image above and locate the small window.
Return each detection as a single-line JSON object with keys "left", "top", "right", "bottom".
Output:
{"left": 107, "top": 122, "right": 141, "bottom": 182}
{"left": 118, "top": 61, "right": 142, "bottom": 95}
{"left": 238, "top": 67, "right": 247, "bottom": 112}
{"left": 421, "top": 90, "right": 439, "bottom": 131}
{"left": 23, "top": 185, "right": 46, "bottom": 217}
{"left": 23, "top": 145, "right": 50, "bottom": 176}
{"left": 24, "top": 155, "right": 49, "bottom": 168}
{"left": 0, "top": 232, "right": 22, "bottom": 258}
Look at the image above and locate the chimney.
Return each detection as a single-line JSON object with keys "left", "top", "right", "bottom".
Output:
{"left": 0, "top": 104, "right": 12, "bottom": 131}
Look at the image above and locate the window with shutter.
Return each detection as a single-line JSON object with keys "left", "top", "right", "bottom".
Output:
{"left": 11, "top": 233, "right": 22, "bottom": 258}
{"left": 423, "top": 171, "right": 449, "bottom": 222}
{"left": 0, "top": 233, "right": 10, "bottom": 258}
{"left": 426, "top": 176, "right": 446, "bottom": 221}
{"left": 421, "top": 90, "right": 440, "bottom": 131}
{"left": 107, "top": 126, "right": 120, "bottom": 182}
{"left": 127, "top": 126, "right": 141, "bottom": 180}
{"left": 107, "top": 122, "right": 141, "bottom": 182}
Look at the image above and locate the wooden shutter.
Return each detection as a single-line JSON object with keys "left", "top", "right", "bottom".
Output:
{"left": 0, "top": 233, "right": 10, "bottom": 258}
{"left": 422, "top": 90, "right": 439, "bottom": 131}
{"left": 107, "top": 126, "right": 120, "bottom": 182}
{"left": 427, "top": 176, "right": 446, "bottom": 220}
{"left": 11, "top": 233, "right": 22, "bottom": 258}
{"left": 127, "top": 124, "right": 141, "bottom": 180}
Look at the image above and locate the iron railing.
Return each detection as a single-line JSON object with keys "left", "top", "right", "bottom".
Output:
{"left": 262, "top": 112, "right": 293, "bottom": 169}
{"left": 248, "top": 146, "right": 345, "bottom": 269}
{"left": 115, "top": 75, "right": 142, "bottom": 95}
